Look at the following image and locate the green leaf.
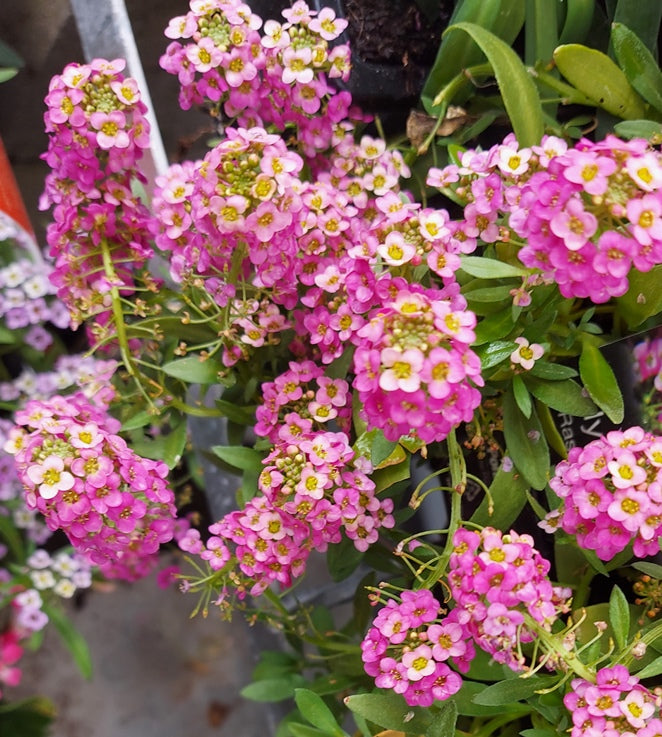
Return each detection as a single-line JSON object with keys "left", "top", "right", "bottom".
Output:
{"left": 525, "top": 0, "right": 559, "bottom": 65}
{"left": 612, "top": 0, "right": 662, "bottom": 57}
{"left": 502, "top": 389, "right": 550, "bottom": 490}
{"left": 0, "top": 68, "right": 18, "bottom": 84}
{"left": 371, "top": 454, "right": 411, "bottom": 494}
{"left": 473, "top": 308, "right": 517, "bottom": 345}
{"left": 634, "top": 655, "right": 662, "bottom": 680}
{"left": 294, "top": 689, "right": 347, "bottom": 737}
{"left": 215, "top": 398, "right": 256, "bottom": 425}
{"left": 460, "top": 255, "right": 529, "bottom": 279}
{"left": 465, "top": 285, "right": 514, "bottom": 303}
{"left": 288, "top": 724, "right": 328, "bottom": 737}
{"left": 558, "top": 0, "right": 596, "bottom": 45}
{"left": 632, "top": 561, "right": 662, "bottom": 579}
{"left": 578, "top": 342, "right": 624, "bottom": 423}
{"left": 163, "top": 418, "right": 188, "bottom": 468}
{"left": 442, "top": 22, "right": 544, "bottom": 145}
{"left": 211, "top": 445, "right": 264, "bottom": 473}
{"left": 609, "top": 585, "right": 631, "bottom": 651}
{"left": 0, "top": 699, "right": 53, "bottom": 737}
{"left": 453, "top": 680, "right": 532, "bottom": 717}
{"left": 472, "top": 675, "right": 557, "bottom": 705}
{"left": 161, "top": 355, "right": 222, "bottom": 384}
{"left": 120, "top": 409, "right": 154, "bottom": 431}
{"left": 475, "top": 340, "right": 517, "bottom": 371}
{"left": 553, "top": 43, "right": 648, "bottom": 119}
{"left": 616, "top": 265, "right": 662, "bottom": 327}
{"left": 421, "top": 0, "right": 524, "bottom": 113}
{"left": 241, "top": 674, "right": 306, "bottom": 702}
{"left": 614, "top": 119, "right": 662, "bottom": 139}
{"left": 344, "top": 693, "right": 431, "bottom": 734}
{"left": 470, "top": 462, "right": 530, "bottom": 528}
{"left": 42, "top": 603, "right": 93, "bottom": 680}
{"left": 513, "top": 374, "right": 532, "bottom": 418}
{"left": 612, "top": 23, "right": 662, "bottom": 113}
{"left": 528, "top": 362, "right": 577, "bottom": 380}
{"left": 425, "top": 700, "right": 458, "bottom": 737}
{"left": 520, "top": 729, "right": 559, "bottom": 737}
{"left": 0, "top": 40, "right": 23, "bottom": 69}
{"left": 525, "top": 377, "right": 598, "bottom": 417}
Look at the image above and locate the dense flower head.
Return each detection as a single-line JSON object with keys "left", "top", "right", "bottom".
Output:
{"left": 352, "top": 285, "right": 483, "bottom": 443}
{"left": 543, "top": 426, "right": 662, "bottom": 560}
{"left": 254, "top": 360, "right": 351, "bottom": 443}
{"left": 180, "top": 428, "right": 394, "bottom": 599}
{"left": 41, "top": 58, "right": 154, "bottom": 326}
{"left": 361, "top": 589, "right": 467, "bottom": 707}
{"left": 428, "top": 134, "right": 662, "bottom": 304}
{"left": 7, "top": 393, "right": 177, "bottom": 581}
{"left": 447, "top": 526, "right": 572, "bottom": 671}
{"left": 159, "top": 0, "right": 352, "bottom": 156}
{"left": 564, "top": 665, "right": 660, "bottom": 736}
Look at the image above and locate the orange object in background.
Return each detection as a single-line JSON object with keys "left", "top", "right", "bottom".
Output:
{"left": 0, "top": 136, "right": 34, "bottom": 238}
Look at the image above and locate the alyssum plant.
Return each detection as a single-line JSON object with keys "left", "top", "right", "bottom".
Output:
{"left": 3, "top": 0, "right": 662, "bottom": 735}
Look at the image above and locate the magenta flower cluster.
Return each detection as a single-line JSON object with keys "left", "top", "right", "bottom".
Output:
{"left": 181, "top": 428, "right": 394, "bottom": 598}
{"left": 564, "top": 665, "right": 660, "bottom": 736}
{"left": 159, "top": 0, "right": 353, "bottom": 156}
{"left": 360, "top": 589, "right": 467, "bottom": 707}
{"left": 362, "top": 526, "right": 571, "bottom": 705}
{"left": 428, "top": 133, "right": 662, "bottom": 304}
{"left": 353, "top": 286, "right": 483, "bottom": 443}
{"left": 7, "top": 393, "right": 177, "bottom": 581}
{"left": 254, "top": 359, "right": 351, "bottom": 443}
{"left": 543, "top": 426, "right": 662, "bottom": 560}
{"left": 447, "top": 526, "right": 571, "bottom": 671}
{"left": 41, "top": 58, "right": 154, "bottom": 326}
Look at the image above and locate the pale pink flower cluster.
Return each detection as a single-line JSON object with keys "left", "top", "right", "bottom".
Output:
{"left": 160, "top": 0, "right": 353, "bottom": 156}
{"left": 564, "top": 665, "right": 660, "bottom": 736}
{"left": 544, "top": 426, "right": 662, "bottom": 560}
{"left": 8, "top": 393, "right": 177, "bottom": 581}
{"left": 428, "top": 133, "right": 662, "bottom": 304}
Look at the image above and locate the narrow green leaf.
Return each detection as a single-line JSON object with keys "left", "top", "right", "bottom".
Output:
{"left": 460, "top": 256, "right": 529, "bottom": 279}
{"left": 558, "top": 0, "right": 596, "bottom": 45}
{"left": 525, "top": 0, "right": 558, "bottom": 65}
{"left": 214, "top": 398, "right": 256, "bottom": 425}
{"left": 442, "top": 22, "right": 545, "bottom": 145}
{"left": 42, "top": 604, "right": 93, "bottom": 680}
{"left": 609, "top": 585, "right": 631, "bottom": 651}
{"left": 632, "top": 561, "right": 662, "bottom": 579}
{"left": 472, "top": 676, "right": 557, "bottom": 705}
{"left": 120, "top": 409, "right": 154, "bottom": 431}
{"left": 421, "top": 0, "right": 513, "bottom": 113}
{"left": 612, "top": 0, "right": 662, "bottom": 57}
{"left": 211, "top": 445, "right": 264, "bottom": 473}
{"left": 161, "top": 355, "right": 222, "bottom": 384}
{"left": 326, "top": 534, "right": 364, "bottom": 582}
{"left": 553, "top": 43, "right": 648, "bottom": 119}
{"left": 578, "top": 342, "right": 624, "bottom": 423}
{"left": 633, "top": 655, "right": 662, "bottom": 680}
{"left": 513, "top": 374, "right": 533, "bottom": 418}
{"left": 612, "top": 23, "right": 662, "bottom": 113}
{"left": 452, "top": 680, "right": 531, "bottom": 717}
{"left": 425, "top": 700, "right": 458, "bottom": 737}
{"left": 526, "top": 377, "right": 598, "bottom": 417}
{"left": 470, "top": 463, "right": 530, "bottom": 529}
{"left": 465, "top": 285, "right": 514, "bottom": 303}
{"left": 294, "top": 689, "right": 346, "bottom": 737}
{"left": 528, "top": 362, "right": 577, "bottom": 380}
{"left": 502, "top": 389, "right": 550, "bottom": 490}
{"left": 240, "top": 674, "right": 306, "bottom": 702}
{"left": 162, "top": 418, "right": 188, "bottom": 468}
{"left": 344, "top": 693, "right": 431, "bottom": 734}
{"left": 288, "top": 724, "right": 328, "bottom": 737}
